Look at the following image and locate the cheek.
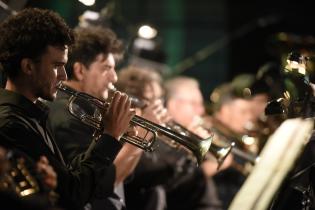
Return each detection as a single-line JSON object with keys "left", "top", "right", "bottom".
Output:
{"left": 102, "top": 72, "right": 113, "bottom": 83}
{"left": 53, "top": 68, "right": 58, "bottom": 79}
{"left": 43, "top": 67, "right": 57, "bottom": 80}
{"left": 181, "top": 104, "right": 194, "bottom": 115}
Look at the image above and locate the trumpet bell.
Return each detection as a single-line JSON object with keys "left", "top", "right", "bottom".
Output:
{"left": 166, "top": 120, "right": 233, "bottom": 167}
{"left": 196, "top": 137, "right": 213, "bottom": 165}
{"left": 209, "top": 142, "right": 234, "bottom": 169}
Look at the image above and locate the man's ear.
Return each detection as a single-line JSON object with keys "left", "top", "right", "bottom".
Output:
{"left": 20, "top": 58, "right": 35, "bottom": 75}
{"left": 73, "top": 62, "right": 85, "bottom": 81}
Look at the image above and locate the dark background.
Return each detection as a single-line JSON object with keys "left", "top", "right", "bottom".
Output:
{"left": 1, "top": 0, "right": 315, "bottom": 98}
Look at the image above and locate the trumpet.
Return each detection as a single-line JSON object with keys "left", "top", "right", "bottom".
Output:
{"left": 56, "top": 83, "right": 212, "bottom": 165}
{"left": 166, "top": 120, "right": 233, "bottom": 169}
{"left": 203, "top": 117, "right": 260, "bottom": 176}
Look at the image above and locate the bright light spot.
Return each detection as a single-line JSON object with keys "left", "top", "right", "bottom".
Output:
{"left": 138, "top": 25, "right": 157, "bottom": 39}
{"left": 78, "top": 0, "right": 95, "bottom": 6}
{"left": 242, "top": 135, "right": 256, "bottom": 145}
{"left": 133, "top": 38, "right": 156, "bottom": 50}
{"left": 255, "top": 156, "right": 260, "bottom": 163}
{"left": 285, "top": 60, "right": 306, "bottom": 75}
{"left": 81, "top": 10, "right": 99, "bottom": 20}
{"left": 298, "top": 67, "right": 306, "bottom": 75}
{"left": 283, "top": 91, "right": 291, "bottom": 100}
{"left": 78, "top": 10, "right": 100, "bottom": 27}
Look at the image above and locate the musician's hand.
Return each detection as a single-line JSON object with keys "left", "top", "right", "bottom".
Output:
{"left": 201, "top": 159, "right": 218, "bottom": 177}
{"left": 103, "top": 91, "right": 136, "bottom": 141}
{"left": 36, "top": 156, "right": 57, "bottom": 190}
{"left": 187, "top": 116, "right": 212, "bottom": 139}
{"left": 219, "top": 153, "right": 233, "bottom": 171}
{"left": 125, "top": 125, "right": 138, "bottom": 137}
{"left": 141, "top": 100, "right": 169, "bottom": 125}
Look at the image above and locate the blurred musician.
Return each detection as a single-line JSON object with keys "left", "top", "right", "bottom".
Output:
{"left": 208, "top": 71, "right": 286, "bottom": 208}
{"left": 208, "top": 80, "right": 258, "bottom": 209}
{"left": 117, "top": 67, "right": 222, "bottom": 210}
{"left": 164, "top": 76, "right": 234, "bottom": 210}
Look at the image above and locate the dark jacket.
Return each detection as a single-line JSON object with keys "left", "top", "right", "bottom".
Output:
{"left": 124, "top": 139, "right": 223, "bottom": 210}
{"left": 47, "top": 87, "right": 125, "bottom": 210}
{"left": 0, "top": 88, "right": 122, "bottom": 210}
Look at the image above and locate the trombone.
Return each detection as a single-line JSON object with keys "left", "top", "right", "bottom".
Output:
{"left": 57, "top": 83, "right": 212, "bottom": 165}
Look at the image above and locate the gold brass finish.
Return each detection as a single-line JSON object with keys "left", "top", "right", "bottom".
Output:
{"left": 57, "top": 83, "right": 212, "bottom": 165}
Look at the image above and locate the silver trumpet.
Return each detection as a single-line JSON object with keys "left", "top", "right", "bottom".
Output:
{"left": 57, "top": 83, "right": 212, "bottom": 165}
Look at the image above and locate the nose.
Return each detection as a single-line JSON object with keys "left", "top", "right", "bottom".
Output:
{"left": 111, "top": 68, "right": 118, "bottom": 84}
{"left": 57, "top": 66, "right": 67, "bottom": 81}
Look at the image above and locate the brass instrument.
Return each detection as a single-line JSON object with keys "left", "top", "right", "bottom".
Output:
{"left": 57, "top": 83, "right": 212, "bottom": 165}
{"left": 166, "top": 120, "right": 233, "bottom": 169}
{"left": 0, "top": 150, "right": 40, "bottom": 197}
{"left": 208, "top": 117, "right": 260, "bottom": 165}
{"left": 0, "top": 148, "right": 58, "bottom": 206}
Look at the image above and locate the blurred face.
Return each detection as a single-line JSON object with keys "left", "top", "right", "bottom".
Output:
{"left": 220, "top": 98, "right": 255, "bottom": 134}
{"left": 31, "top": 45, "right": 68, "bottom": 101}
{"left": 142, "top": 81, "right": 164, "bottom": 103}
{"left": 167, "top": 86, "right": 205, "bottom": 126}
{"left": 81, "top": 53, "right": 117, "bottom": 99}
{"left": 250, "top": 94, "right": 268, "bottom": 120}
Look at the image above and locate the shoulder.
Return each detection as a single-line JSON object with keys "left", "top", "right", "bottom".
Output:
{"left": 47, "top": 98, "right": 73, "bottom": 126}
{"left": 0, "top": 105, "right": 31, "bottom": 129}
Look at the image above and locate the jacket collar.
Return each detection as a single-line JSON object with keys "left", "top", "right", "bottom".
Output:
{"left": 0, "top": 88, "right": 49, "bottom": 122}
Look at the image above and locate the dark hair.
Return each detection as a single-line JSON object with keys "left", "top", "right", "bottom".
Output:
{"left": 0, "top": 8, "right": 74, "bottom": 80}
{"left": 66, "top": 26, "right": 124, "bottom": 79}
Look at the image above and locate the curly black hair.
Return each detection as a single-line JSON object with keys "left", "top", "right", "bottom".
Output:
{"left": 0, "top": 8, "right": 74, "bottom": 80}
{"left": 66, "top": 26, "right": 124, "bottom": 80}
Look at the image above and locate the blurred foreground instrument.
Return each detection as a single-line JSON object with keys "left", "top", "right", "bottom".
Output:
{"left": 228, "top": 118, "right": 313, "bottom": 210}
{"left": 0, "top": 148, "right": 58, "bottom": 205}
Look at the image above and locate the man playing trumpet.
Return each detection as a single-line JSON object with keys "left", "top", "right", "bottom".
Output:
{"left": 48, "top": 26, "right": 143, "bottom": 210}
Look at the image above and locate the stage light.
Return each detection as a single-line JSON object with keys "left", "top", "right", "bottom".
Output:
{"left": 138, "top": 25, "right": 157, "bottom": 39}
{"left": 78, "top": 10, "right": 100, "bottom": 27}
{"left": 78, "top": 0, "right": 95, "bottom": 6}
